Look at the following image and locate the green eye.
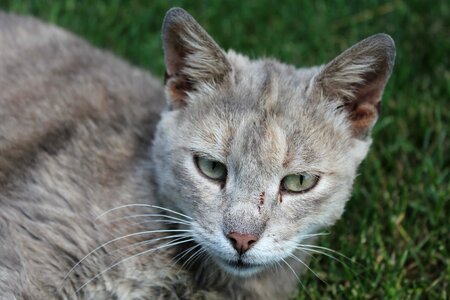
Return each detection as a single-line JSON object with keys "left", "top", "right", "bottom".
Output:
{"left": 195, "top": 156, "right": 227, "bottom": 181}
{"left": 281, "top": 173, "right": 318, "bottom": 193}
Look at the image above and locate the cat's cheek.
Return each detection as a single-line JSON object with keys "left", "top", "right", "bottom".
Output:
{"left": 181, "top": 157, "right": 226, "bottom": 226}
{"left": 272, "top": 177, "right": 350, "bottom": 232}
{"left": 300, "top": 186, "right": 352, "bottom": 229}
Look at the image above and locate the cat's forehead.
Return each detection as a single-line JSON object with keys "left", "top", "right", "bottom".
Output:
{"left": 179, "top": 54, "right": 354, "bottom": 174}
{"left": 227, "top": 52, "right": 320, "bottom": 108}
{"left": 184, "top": 65, "right": 351, "bottom": 172}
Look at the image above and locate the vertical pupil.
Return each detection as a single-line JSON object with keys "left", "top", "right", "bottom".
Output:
{"left": 299, "top": 175, "right": 304, "bottom": 186}
{"left": 211, "top": 161, "right": 217, "bottom": 171}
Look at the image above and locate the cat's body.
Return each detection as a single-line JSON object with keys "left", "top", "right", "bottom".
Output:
{"left": 0, "top": 8, "right": 395, "bottom": 300}
{"left": 0, "top": 11, "right": 301, "bottom": 300}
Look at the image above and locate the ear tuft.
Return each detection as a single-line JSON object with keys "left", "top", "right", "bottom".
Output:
{"left": 314, "top": 33, "right": 396, "bottom": 139}
{"left": 162, "top": 8, "right": 231, "bottom": 107}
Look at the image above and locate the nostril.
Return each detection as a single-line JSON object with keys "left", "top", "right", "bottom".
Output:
{"left": 228, "top": 235, "right": 238, "bottom": 247}
{"left": 247, "top": 239, "right": 256, "bottom": 247}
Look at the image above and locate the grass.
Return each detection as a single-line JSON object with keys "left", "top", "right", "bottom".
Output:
{"left": 1, "top": 0, "right": 448, "bottom": 299}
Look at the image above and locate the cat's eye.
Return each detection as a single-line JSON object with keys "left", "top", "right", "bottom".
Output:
{"left": 281, "top": 173, "right": 318, "bottom": 193}
{"left": 195, "top": 156, "right": 227, "bottom": 182}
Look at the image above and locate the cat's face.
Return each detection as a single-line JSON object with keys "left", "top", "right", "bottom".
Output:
{"left": 152, "top": 8, "right": 395, "bottom": 277}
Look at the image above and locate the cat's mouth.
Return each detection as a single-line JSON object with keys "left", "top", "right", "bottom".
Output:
{"left": 229, "top": 258, "right": 256, "bottom": 268}
{"left": 216, "top": 257, "right": 265, "bottom": 276}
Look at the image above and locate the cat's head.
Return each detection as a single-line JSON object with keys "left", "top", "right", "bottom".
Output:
{"left": 152, "top": 8, "right": 395, "bottom": 277}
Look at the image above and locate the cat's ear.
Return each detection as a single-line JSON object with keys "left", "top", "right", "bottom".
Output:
{"left": 312, "top": 33, "right": 395, "bottom": 139}
{"left": 162, "top": 8, "right": 232, "bottom": 108}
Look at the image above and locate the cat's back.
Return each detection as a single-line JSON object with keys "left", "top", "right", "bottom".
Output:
{"left": 0, "top": 11, "right": 166, "bottom": 186}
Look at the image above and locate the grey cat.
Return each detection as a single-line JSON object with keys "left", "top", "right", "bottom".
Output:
{"left": 0, "top": 7, "right": 395, "bottom": 300}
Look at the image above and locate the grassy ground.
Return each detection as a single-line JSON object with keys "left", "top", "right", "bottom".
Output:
{"left": 1, "top": 1, "right": 448, "bottom": 299}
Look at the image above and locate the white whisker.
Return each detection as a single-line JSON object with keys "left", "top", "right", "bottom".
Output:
{"left": 172, "top": 243, "right": 202, "bottom": 267}
{"left": 181, "top": 247, "right": 205, "bottom": 271}
{"left": 296, "top": 247, "right": 350, "bottom": 269}
{"left": 63, "top": 229, "right": 192, "bottom": 281}
{"left": 106, "top": 233, "right": 193, "bottom": 257}
{"left": 107, "top": 213, "right": 191, "bottom": 225}
{"left": 299, "top": 232, "right": 330, "bottom": 238}
{"left": 185, "top": 248, "right": 207, "bottom": 270}
{"left": 275, "top": 260, "right": 283, "bottom": 273}
{"left": 280, "top": 257, "right": 310, "bottom": 297}
{"left": 118, "top": 219, "right": 191, "bottom": 228}
{"left": 288, "top": 253, "right": 326, "bottom": 284}
{"left": 71, "top": 238, "right": 194, "bottom": 299}
{"left": 280, "top": 257, "right": 299, "bottom": 281}
{"left": 96, "top": 204, "right": 193, "bottom": 220}
{"left": 297, "top": 244, "right": 355, "bottom": 262}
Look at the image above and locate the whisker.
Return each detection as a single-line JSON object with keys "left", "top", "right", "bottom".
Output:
{"left": 105, "top": 233, "right": 193, "bottom": 258}
{"left": 296, "top": 247, "right": 351, "bottom": 270}
{"left": 185, "top": 248, "right": 207, "bottom": 271}
{"left": 298, "top": 232, "right": 330, "bottom": 238}
{"left": 180, "top": 247, "right": 202, "bottom": 271}
{"left": 71, "top": 237, "right": 194, "bottom": 299}
{"left": 297, "top": 244, "right": 356, "bottom": 263}
{"left": 107, "top": 234, "right": 188, "bottom": 262}
{"left": 296, "top": 243, "right": 361, "bottom": 272}
{"left": 280, "top": 257, "right": 311, "bottom": 298}
{"left": 274, "top": 260, "right": 283, "bottom": 273}
{"left": 288, "top": 253, "right": 327, "bottom": 285}
{"left": 280, "top": 257, "right": 299, "bottom": 281}
{"left": 181, "top": 247, "right": 205, "bottom": 271}
{"left": 96, "top": 204, "right": 193, "bottom": 220}
{"left": 172, "top": 243, "right": 202, "bottom": 267}
{"left": 107, "top": 213, "right": 191, "bottom": 225}
{"left": 63, "top": 229, "right": 192, "bottom": 281}
{"left": 116, "top": 219, "right": 191, "bottom": 228}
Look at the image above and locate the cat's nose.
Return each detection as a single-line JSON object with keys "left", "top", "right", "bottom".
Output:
{"left": 227, "top": 232, "right": 258, "bottom": 255}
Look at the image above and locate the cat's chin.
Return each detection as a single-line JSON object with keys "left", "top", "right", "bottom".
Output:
{"left": 215, "top": 257, "right": 266, "bottom": 277}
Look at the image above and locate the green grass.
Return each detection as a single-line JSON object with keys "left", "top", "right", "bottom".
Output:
{"left": 1, "top": 0, "right": 448, "bottom": 299}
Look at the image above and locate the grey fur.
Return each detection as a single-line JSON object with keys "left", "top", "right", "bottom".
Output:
{"left": 0, "top": 7, "right": 395, "bottom": 300}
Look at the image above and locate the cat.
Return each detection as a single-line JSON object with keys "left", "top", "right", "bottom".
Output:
{"left": 0, "top": 7, "right": 395, "bottom": 300}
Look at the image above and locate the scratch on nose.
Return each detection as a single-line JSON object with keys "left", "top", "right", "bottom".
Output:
{"left": 258, "top": 191, "right": 265, "bottom": 214}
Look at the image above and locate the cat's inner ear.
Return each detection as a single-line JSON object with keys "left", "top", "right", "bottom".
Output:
{"left": 313, "top": 33, "right": 395, "bottom": 139}
{"left": 162, "top": 8, "right": 232, "bottom": 107}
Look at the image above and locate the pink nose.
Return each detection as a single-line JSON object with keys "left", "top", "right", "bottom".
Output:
{"left": 227, "top": 232, "right": 259, "bottom": 255}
